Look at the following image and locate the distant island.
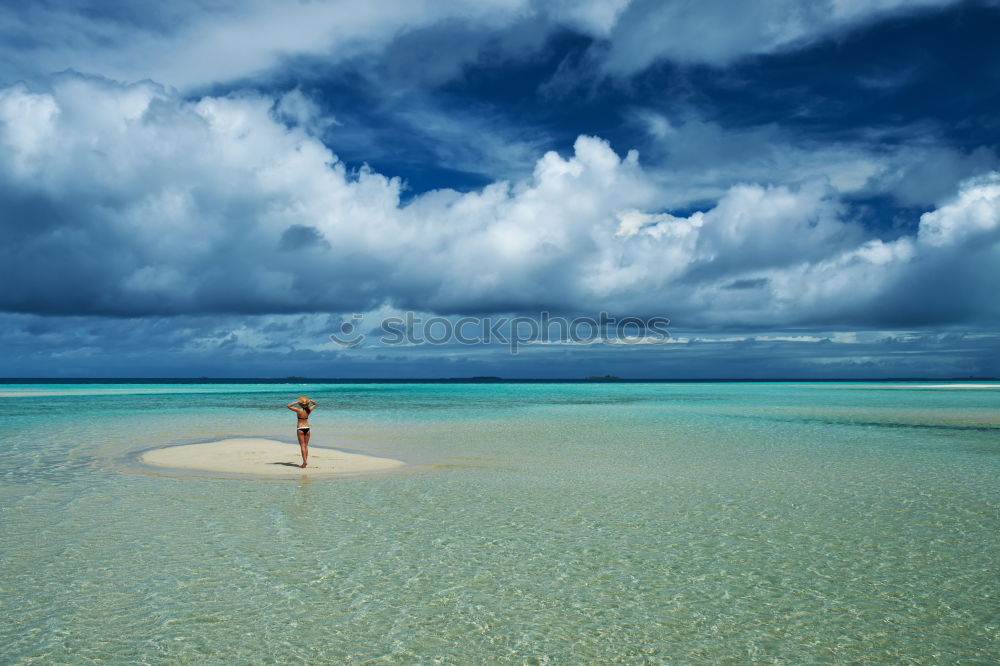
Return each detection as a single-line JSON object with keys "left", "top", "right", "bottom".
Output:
{"left": 585, "top": 375, "right": 621, "bottom": 380}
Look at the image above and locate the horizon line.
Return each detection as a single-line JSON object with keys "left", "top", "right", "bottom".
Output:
{"left": 0, "top": 376, "right": 997, "bottom": 383}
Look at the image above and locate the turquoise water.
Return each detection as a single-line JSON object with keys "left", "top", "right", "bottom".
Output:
{"left": 1, "top": 382, "right": 998, "bottom": 664}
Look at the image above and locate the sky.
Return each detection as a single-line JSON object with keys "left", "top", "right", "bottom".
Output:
{"left": 1, "top": 0, "right": 999, "bottom": 378}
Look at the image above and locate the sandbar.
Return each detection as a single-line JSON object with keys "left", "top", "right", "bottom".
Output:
{"left": 141, "top": 437, "right": 406, "bottom": 477}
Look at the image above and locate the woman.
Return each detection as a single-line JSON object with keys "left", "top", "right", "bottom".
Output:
{"left": 285, "top": 395, "right": 318, "bottom": 468}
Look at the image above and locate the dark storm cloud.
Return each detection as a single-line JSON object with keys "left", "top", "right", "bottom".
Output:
{"left": 2, "top": 311, "right": 998, "bottom": 379}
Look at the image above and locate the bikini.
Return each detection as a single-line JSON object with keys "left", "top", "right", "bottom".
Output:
{"left": 296, "top": 406, "right": 312, "bottom": 433}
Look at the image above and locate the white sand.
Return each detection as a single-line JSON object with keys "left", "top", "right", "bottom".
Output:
{"left": 141, "top": 437, "right": 406, "bottom": 477}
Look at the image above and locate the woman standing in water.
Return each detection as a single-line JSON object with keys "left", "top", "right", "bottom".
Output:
{"left": 285, "top": 396, "right": 317, "bottom": 468}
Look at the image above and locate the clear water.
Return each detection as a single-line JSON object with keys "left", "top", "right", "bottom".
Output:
{"left": 1, "top": 382, "right": 998, "bottom": 664}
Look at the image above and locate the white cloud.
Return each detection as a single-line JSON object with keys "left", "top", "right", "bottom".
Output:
{"left": 0, "top": 0, "right": 534, "bottom": 90}
{"left": 628, "top": 110, "right": 1000, "bottom": 209}
{"left": 541, "top": 0, "right": 633, "bottom": 35}
{"left": 0, "top": 0, "right": 964, "bottom": 91}
{"left": 599, "top": 0, "right": 959, "bottom": 72}
{"left": 0, "top": 84, "right": 60, "bottom": 175}
{"left": 384, "top": 99, "right": 553, "bottom": 184}
{"left": 917, "top": 174, "right": 1000, "bottom": 247}
{"left": 1, "top": 74, "right": 998, "bottom": 331}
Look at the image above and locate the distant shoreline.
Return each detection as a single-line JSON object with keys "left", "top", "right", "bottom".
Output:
{"left": 0, "top": 377, "right": 996, "bottom": 384}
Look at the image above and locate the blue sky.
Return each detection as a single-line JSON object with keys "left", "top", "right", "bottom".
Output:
{"left": 1, "top": 0, "right": 998, "bottom": 378}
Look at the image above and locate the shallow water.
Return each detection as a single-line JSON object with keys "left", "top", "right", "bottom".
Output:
{"left": 1, "top": 382, "right": 998, "bottom": 663}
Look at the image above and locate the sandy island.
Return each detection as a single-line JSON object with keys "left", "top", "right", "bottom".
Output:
{"left": 141, "top": 438, "right": 406, "bottom": 477}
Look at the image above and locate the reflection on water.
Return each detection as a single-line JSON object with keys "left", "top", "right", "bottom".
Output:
{"left": 0, "top": 382, "right": 998, "bottom": 663}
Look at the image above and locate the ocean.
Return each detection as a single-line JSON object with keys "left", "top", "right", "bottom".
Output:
{"left": 1, "top": 381, "right": 997, "bottom": 663}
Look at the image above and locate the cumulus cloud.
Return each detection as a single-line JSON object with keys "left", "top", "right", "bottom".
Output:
{"left": 1, "top": 74, "right": 999, "bottom": 331}
{"left": 918, "top": 175, "right": 1000, "bottom": 246}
